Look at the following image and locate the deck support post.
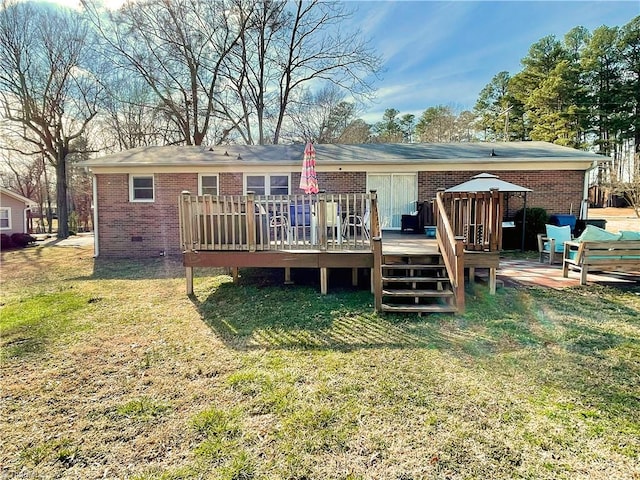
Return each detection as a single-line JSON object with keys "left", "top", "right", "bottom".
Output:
{"left": 489, "top": 268, "right": 496, "bottom": 294}
{"left": 231, "top": 267, "right": 239, "bottom": 283}
{"left": 186, "top": 266, "right": 193, "bottom": 295}
{"left": 320, "top": 267, "right": 328, "bottom": 294}
{"left": 352, "top": 268, "right": 358, "bottom": 287}
{"left": 284, "top": 267, "right": 292, "bottom": 284}
{"left": 372, "top": 236, "right": 383, "bottom": 312}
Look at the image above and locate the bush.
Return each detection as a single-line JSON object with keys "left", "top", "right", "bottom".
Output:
{"left": 1, "top": 233, "right": 14, "bottom": 249}
{"left": 514, "top": 207, "right": 549, "bottom": 251}
{"left": 10, "top": 233, "right": 36, "bottom": 248}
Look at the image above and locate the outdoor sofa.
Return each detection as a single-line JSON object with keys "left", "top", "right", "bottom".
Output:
{"left": 562, "top": 225, "right": 640, "bottom": 285}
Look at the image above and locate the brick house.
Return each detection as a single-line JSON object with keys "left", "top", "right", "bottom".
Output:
{"left": 83, "top": 141, "right": 603, "bottom": 258}
{"left": 0, "top": 186, "right": 36, "bottom": 236}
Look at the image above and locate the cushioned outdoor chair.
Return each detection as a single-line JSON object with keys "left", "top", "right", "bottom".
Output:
{"left": 538, "top": 224, "right": 572, "bottom": 264}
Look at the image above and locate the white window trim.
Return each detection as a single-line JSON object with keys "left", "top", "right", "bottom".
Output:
{"left": 0, "top": 207, "right": 11, "bottom": 230}
{"left": 243, "top": 173, "right": 291, "bottom": 195}
{"left": 129, "top": 174, "right": 155, "bottom": 202}
{"left": 198, "top": 173, "right": 219, "bottom": 196}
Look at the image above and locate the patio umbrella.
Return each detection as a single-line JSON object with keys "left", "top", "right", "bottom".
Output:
{"left": 299, "top": 142, "right": 319, "bottom": 194}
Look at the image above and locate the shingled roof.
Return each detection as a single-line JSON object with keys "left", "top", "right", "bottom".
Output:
{"left": 83, "top": 141, "right": 604, "bottom": 168}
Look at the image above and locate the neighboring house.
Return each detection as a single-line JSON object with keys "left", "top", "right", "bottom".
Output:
{"left": 0, "top": 187, "right": 36, "bottom": 236}
{"left": 83, "top": 141, "right": 604, "bottom": 258}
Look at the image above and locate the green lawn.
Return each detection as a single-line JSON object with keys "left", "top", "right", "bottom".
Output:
{"left": 1, "top": 245, "right": 639, "bottom": 479}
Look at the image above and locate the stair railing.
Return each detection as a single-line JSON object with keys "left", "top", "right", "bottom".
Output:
{"left": 435, "top": 191, "right": 465, "bottom": 313}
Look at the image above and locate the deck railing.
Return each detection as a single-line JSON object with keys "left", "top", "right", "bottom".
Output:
{"left": 179, "top": 191, "right": 379, "bottom": 252}
{"left": 435, "top": 191, "right": 465, "bottom": 312}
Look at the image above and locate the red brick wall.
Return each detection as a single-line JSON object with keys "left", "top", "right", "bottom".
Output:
{"left": 96, "top": 173, "right": 198, "bottom": 257}
{"left": 96, "top": 169, "right": 584, "bottom": 257}
{"left": 418, "top": 170, "right": 584, "bottom": 218}
{"left": 220, "top": 173, "right": 243, "bottom": 195}
{"left": 315, "top": 171, "right": 366, "bottom": 194}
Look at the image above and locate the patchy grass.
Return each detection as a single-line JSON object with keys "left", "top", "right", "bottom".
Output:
{"left": 1, "top": 244, "right": 639, "bottom": 479}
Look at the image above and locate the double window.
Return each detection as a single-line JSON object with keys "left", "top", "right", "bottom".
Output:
{"left": 130, "top": 175, "right": 154, "bottom": 202}
{"left": 0, "top": 207, "right": 10, "bottom": 229}
{"left": 199, "top": 174, "right": 219, "bottom": 196}
{"left": 245, "top": 174, "right": 290, "bottom": 195}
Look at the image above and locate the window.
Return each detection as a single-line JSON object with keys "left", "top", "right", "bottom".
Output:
{"left": 245, "top": 174, "right": 290, "bottom": 195}
{"left": 270, "top": 175, "right": 289, "bottom": 195}
{"left": 0, "top": 208, "right": 10, "bottom": 229}
{"left": 130, "top": 175, "right": 154, "bottom": 202}
{"left": 199, "top": 174, "right": 219, "bottom": 195}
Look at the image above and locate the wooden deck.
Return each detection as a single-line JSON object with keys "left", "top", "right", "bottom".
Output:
{"left": 381, "top": 231, "right": 439, "bottom": 255}
{"left": 179, "top": 191, "right": 506, "bottom": 313}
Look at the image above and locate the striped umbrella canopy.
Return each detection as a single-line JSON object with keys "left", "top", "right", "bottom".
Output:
{"left": 299, "top": 142, "right": 319, "bottom": 194}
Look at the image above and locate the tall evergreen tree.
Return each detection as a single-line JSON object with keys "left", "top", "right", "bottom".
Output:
{"left": 374, "top": 108, "right": 403, "bottom": 142}
{"left": 473, "top": 71, "right": 524, "bottom": 141}
{"left": 581, "top": 26, "right": 623, "bottom": 157}
{"left": 618, "top": 16, "right": 640, "bottom": 156}
{"left": 415, "top": 106, "right": 455, "bottom": 142}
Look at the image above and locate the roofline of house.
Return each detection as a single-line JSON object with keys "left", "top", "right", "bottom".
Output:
{"left": 83, "top": 141, "right": 605, "bottom": 169}
{"left": 0, "top": 186, "right": 37, "bottom": 206}
{"left": 86, "top": 158, "right": 594, "bottom": 174}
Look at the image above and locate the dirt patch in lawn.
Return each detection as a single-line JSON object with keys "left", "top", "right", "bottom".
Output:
{"left": 590, "top": 207, "right": 639, "bottom": 232}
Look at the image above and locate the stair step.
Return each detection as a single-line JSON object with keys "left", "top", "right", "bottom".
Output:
{"left": 381, "top": 303, "right": 458, "bottom": 313}
{"left": 383, "top": 255, "right": 443, "bottom": 261}
{"left": 382, "top": 263, "right": 444, "bottom": 270}
{"left": 382, "top": 288, "right": 453, "bottom": 297}
{"left": 382, "top": 276, "right": 447, "bottom": 282}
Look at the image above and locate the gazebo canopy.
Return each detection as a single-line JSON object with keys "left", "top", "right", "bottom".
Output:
{"left": 445, "top": 173, "right": 532, "bottom": 193}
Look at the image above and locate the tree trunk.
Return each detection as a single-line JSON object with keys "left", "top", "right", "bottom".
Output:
{"left": 56, "top": 149, "right": 70, "bottom": 239}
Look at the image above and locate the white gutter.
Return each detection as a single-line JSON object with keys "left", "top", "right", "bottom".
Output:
{"left": 23, "top": 207, "right": 30, "bottom": 233}
{"left": 581, "top": 158, "right": 602, "bottom": 220}
{"left": 92, "top": 175, "right": 99, "bottom": 257}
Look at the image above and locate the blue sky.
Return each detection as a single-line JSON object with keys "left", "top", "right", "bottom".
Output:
{"left": 45, "top": 0, "right": 639, "bottom": 124}
{"left": 350, "top": 1, "right": 640, "bottom": 123}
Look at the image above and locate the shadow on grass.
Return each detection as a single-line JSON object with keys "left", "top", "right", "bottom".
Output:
{"left": 191, "top": 269, "right": 539, "bottom": 356}
{"left": 190, "top": 267, "right": 442, "bottom": 351}
{"left": 188, "top": 267, "right": 635, "bottom": 355}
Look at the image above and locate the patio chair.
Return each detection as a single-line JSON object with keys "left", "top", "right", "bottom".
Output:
{"left": 538, "top": 224, "right": 572, "bottom": 264}
{"left": 269, "top": 212, "right": 289, "bottom": 242}
{"left": 342, "top": 209, "right": 370, "bottom": 240}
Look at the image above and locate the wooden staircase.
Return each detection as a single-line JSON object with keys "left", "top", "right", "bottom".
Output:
{"left": 380, "top": 252, "right": 458, "bottom": 314}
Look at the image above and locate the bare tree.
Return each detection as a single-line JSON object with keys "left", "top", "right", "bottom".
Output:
{"left": 608, "top": 152, "right": 640, "bottom": 218}
{"left": 100, "top": 75, "right": 180, "bottom": 151}
{"left": 0, "top": 1, "right": 102, "bottom": 238}
{"left": 337, "top": 119, "right": 371, "bottom": 144}
{"left": 286, "top": 84, "right": 356, "bottom": 143}
{"left": 86, "top": 0, "right": 248, "bottom": 146}
{"left": 0, "top": 148, "right": 54, "bottom": 233}
{"left": 225, "top": 0, "right": 381, "bottom": 144}
{"left": 222, "top": 0, "right": 288, "bottom": 145}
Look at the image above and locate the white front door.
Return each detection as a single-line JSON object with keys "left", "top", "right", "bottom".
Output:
{"left": 368, "top": 173, "right": 417, "bottom": 229}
